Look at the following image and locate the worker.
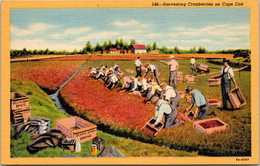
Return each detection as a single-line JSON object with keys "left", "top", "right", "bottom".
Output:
{"left": 143, "top": 63, "right": 160, "bottom": 85}
{"left": 190, "top": 56, "right": 197, "bottom": 76}
{"left": 135, "top": 57, "right": 142, "bottom": 77}
{"left": 145, "top": 79, "right": 162, "bottom": 101}
{"left": 113, "top": 63, "right": 120, "bottom": 74}
{"left": 211, "top": 58, "right": 238, "bottom": 110}
{"left": 88, "top": 67, "right": 97, "bottom": 78}
{"left": 150, "top": 96, "right": 184, "bottom": 128}
{"left": 95, "top": 68, "right": 105, "bottom": 80}
{"left": 106, "top": 72, "right": 119, "bottom": 90}
{"left": 159, "top": 82, "right": 180, "bottom": 113}
{"left": 160, "top": 55, "right": 178, "bottom": 89}
{"left": 131, "top": 76, "right": 148, "bottom": 97}
{"left": 184, "top": 86, "right": 216, "bottom": 120}
{"left": 119, "top": 75, "right": 134, "bottom": 92}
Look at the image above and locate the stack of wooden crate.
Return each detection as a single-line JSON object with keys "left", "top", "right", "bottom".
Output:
{"left": 10, "top": 92, "right": 31, "bottom": 124}
{"left": 185, "top": 75, "right": 195, "bottom": 83}
{"left": 176, "top": 71, "right": 183, "bottom": 82}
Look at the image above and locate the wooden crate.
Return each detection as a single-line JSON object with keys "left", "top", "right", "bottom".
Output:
{"left": 179, "top": 91, "right": 185, "bottom": 99}
{"left": 176, "top": 71, "right": 183, "bottom": 82}
{"left": 186, "top": 96, "right": 192, "bottom": 104}
{"left": 193, "top": 118, "right": 228, "bottom": 134}
{"left": 55, "top": 116, "right": 97, "bottom": 143}
{"left": 228, "top": 88, "right": 246, "bottom": 109}
{"left": 180, "top": 111, "right": 194, "bottom": 122}
{"left": 141, "top": 118, "right": 164, "bottom": 137}
{"left": 10, "top": 92, "right": 30, "bottom": 111}
{"left": 196, "top": 63, "right": 208, "bottom": 71}
{"left": 62, "top": 138, "right": 76, "bottom": 152}
{"left": 11, "top": 107, "right": 31, "bottom": 124}
{"left": 92, "top": 137, "right": 105, "bottom": 151}
{"left": 208, "top": 78, "right": 221, "bottom": 86}
{"left": 185, "top": 75, "right": 195, "bottom": 83}
{"left": 208, "top": 99, "right": 222, "bottom": 108}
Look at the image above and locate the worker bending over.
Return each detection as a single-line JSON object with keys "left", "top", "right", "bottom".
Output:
{"left": 145, "top": 79, "right": 162, "bottom": 102}
{"left": 95, "top": 68, "right": 105, "bottom": 80}
{"left": 131, "top": 76, "right": 148, "bottom": 97}
{"left": 211, "top": 58, "right": 238, "bottom": 110}
{"left": 106, "top": 72, "right": 119, "bottom": 90}
{"left": 160, "top": 55, "right": 178, "bottom": 89}
{"left": 159, "top": 82, "right": 180, "bottom": 113}
{"left": 150, "top": 96, "right": 184, "bottom": 128}
{"left": 143, "top": 63, "right": 160, "bottom": 85}
{"left": 184, "top": 86, "right": 216, "bottom": 120}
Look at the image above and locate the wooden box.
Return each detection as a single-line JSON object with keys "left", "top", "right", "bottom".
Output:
{"left": 208, "top": 78, "right": 221, "bottom": 86}
{"left": 180, "top": 111, "right": 194, "bottom": 122}
{"left": 208, "top": 99, "right": 222, "bottom": 108}
{"left": 10, "top": 92, "right": 30, "bottom": 111}
{"left": 228, "top": 88, "right": 246, "bottom": 109}
{"left": 62, "top": 138, "right": 76, "bottom": 152}
{"left": 179, "top": 91, "right": 185, "bottom": 99}
{"left": 92, "top": 137, "right": 105, "bottom": 151}
{"left": 186, "top": 96, "right": 192, "bottom": 104}
{"left": 193, "top": 118, "right": 229, "bottom": 134}
{"left": 11, "top": 107, "right": 31, "bottom": 124}
{"left": 141, "top": 118, "right": 164, "bottom": 137}
{"left": 196, "top": 63, "right": 208, "bottom": 71}
{"left": 55, "top": 116, "right": 97, "bottom": 143}
{"left": 185, "top": 75, "right": 195, "bottom": 83}
{"left": 176, "top": 71, "right": 183, "bottom": 82}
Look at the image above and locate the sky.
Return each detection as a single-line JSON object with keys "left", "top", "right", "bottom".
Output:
{"left": 11, "top": 8, "right": 250, "bottom": 51}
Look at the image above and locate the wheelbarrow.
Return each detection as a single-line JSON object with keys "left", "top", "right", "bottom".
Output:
{"left": 141, "top": 118, "right": 164, "bottom": 137}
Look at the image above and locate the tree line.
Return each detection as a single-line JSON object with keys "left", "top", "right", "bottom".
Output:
{"left": 10, "top": 38, "right": 250, "bottom": 57}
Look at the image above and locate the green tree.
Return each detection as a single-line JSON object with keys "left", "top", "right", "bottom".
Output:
{"left": 123, "top": 42, "right": 129, "bottom": 50}
{"left": 160, "top": 46, "right": 168, "bottom": 54}
{"left": 115, "top": 39, "right": 120, "bottom": 49}
{"left": 152, "top": 42, "right": 157, "bottom": 50}
{"left": 146, "top": 44, "right": 152, "bottom": 53}
{"left": 189, "top": 46, "right": 197, "bottom": 54}
{"left": 173, "top": 46, "right": 180, "bottom": 54}
{"left": 44, "top": 48, "right": 50, "bottom": 55}
{"left": 119, "top": 38, "right": 124, "bottom": 49}
{"left": 130, "top": 39, "right": 136, "bottom": 46}
{"left": 94, "top": 43, "right": 101, "bottom": 51}
{"left": 83, "top": 41, "right": 92, "bottom": 53}
{"left": 108, "top": 40, "right": 113, "bottom": 49}
{"left": 197, "top": 46, "right": 206, "bottom": 54}
{"left": 102, "top": 41, "right": 108, "bottom": 51}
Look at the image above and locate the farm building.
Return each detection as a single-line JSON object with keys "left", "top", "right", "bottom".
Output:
{"left": 132, "top": 44, "right": 147, "bottom": 54}
{"left": 108, "top": 48, "right": 118, "bottom": 54}
{"left": 118, "top": 49, "right": 131, "bottom": 54}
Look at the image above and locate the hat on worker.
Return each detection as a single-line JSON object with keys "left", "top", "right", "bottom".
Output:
{"left": 223, "top": 58, "right": 230, "bottom": 63}
{"left": 185, "top": 85, "right": 193, "bottom": 93}
{"left": 169, "top": 55, "right": 175, "bottom": 59}
{"left": 144, "top": 63, "right": 150, "bottom": 67}
{"left": 150, "top": 96, "right": 160, "bottom": 104}
{"left": 160, "top": 82, "right": 167, "bottom": 89}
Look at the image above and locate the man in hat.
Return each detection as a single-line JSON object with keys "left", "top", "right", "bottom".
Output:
{"left": 150, "top": 96, "right": 184, "bottom": 128}
{"left": 159, "top": 82, "right": 180, "bottom": 113}
{"left": 145, "top": 79, "right": 162, "bottom": 102}
{"left": 190, "top": 56, "right": 196, "bottom": 76}
{"left": 95, "top": 67, "right": 105, "bottom": 80}
{"left": 135, "top": 57, "right": 143, "bottom": 77}
{"left": 184, "top": 86, "right": 216, "bottom": 120}
{"left": 160, "top": 55, "right": 178, "bottom": 89}
{"left": 143, "top": 63, "right": 160, "bottom": 85}
{"left": 131, "top": 76, "right": 148, "bottom": 97}
{"left": 106, "top": 72, "right": 119, "bottom": 90}
{"left": 211, "top": 58, "right": 238, "bottom": 110}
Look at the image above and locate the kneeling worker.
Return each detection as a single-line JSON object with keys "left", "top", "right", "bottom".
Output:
{"left": 184, "top": 86, "right": 216, "bottom": 120}
{"left": 150, "top": 96, "right": 184, "bottom": 129}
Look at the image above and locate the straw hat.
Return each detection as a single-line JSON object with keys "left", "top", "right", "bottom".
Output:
{"left": 223, "top": 58, "right": 230, "bottom": 63}
{"left": 160, "top": 82, "right": 167, "bottom": 89}
{"left": 185, "top": 85, "right": 193, "bottom": 93}
{"left": 144, "top": 63, "right": 150, "bottom": 67}
{"left": 169, "top": 55, "right": 175, "bottom": 59}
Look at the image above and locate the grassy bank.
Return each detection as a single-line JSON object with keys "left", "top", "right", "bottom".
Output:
{"left": 10, "top": 79, "right": 198, "bottom": 157}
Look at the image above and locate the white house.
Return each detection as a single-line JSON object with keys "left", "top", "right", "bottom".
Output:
{"left": 132, "top": 44, "right": 147, "bottom": 54}
{"left": 108, "top": 48, "right": 118, "bottom": 54}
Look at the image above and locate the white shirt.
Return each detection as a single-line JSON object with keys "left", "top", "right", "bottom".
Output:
{"left": 220, "top": 66, "right": 234, "bottom": 79}
{"left": 90, "top": 68, "right": 97, "bottom": 74}
{"left": 190, "top": 58, "right": 195, "bottom": 65}
{"left": 163, "top": 85, "right": 176, "bottom": 100}
{"left": 168, "top": 59, "right": 178, "bottom": 71}
{"left": 155, "top": 100, "right": 172, "bottom": 124}
{"left": 135, "top": 59, "right": 142, "bottom": 67}
{"left": 132, "top": 78, "right": 148, "bottom": 91}
{"left": 109, "top": 74, "right": 119, "bottom": 83}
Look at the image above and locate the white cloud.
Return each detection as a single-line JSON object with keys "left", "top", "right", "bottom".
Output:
{"left": 75, "top": 31, "right": 120, "bottom": 43}
{"left": 50, "top": 27, "right": 92, "bottom": 39}
{"left": 113, "top": 20, "right": 150, "bottom": 28}
{"left": 11, "top": 23, "right": 56, "bottom": 37}
{"left": 145, "top": 33, "right": 178, "bottom": 38}
{"left": 11, "top": 38, "right": 83, "bottom": 51}
{"left": 179, "top": 24, "right": 249, "bottom": 37}
{"left": 128, "top": 30, "right": 144, "bottom": 34}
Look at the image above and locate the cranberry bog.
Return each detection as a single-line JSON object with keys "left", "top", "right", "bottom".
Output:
{"left": 11, "top": 58, "right": 251, "bottom": 156}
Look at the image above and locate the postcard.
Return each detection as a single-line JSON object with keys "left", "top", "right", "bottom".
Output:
{"left": 1, "top": 0, "right": 259, "bottom": 165}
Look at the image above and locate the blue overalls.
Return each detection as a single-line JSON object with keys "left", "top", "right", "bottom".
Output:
{"left": 221, "top": 67, "right": 232, "bottom": 109}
